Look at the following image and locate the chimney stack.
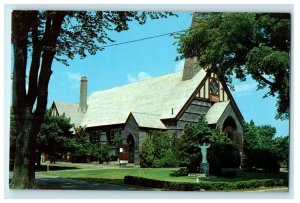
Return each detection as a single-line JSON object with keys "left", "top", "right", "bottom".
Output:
{"left": 80, "top": 76, "right": 88, "bottom": 113}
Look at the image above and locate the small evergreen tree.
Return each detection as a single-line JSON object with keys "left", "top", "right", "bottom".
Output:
{"left": 37, "top": 111, "right": 74, "bottom": 163}
{"left": 139, "top": 131, "right": 179, "bottom": 168}
{"left": 68, "top": 126, "right": 93, "bottom": 163}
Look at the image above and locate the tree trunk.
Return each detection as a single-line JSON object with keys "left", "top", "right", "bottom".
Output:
{"left": 10, "top": 11, "right": 65, "bottom": 189}
{"left": 10, "top": 107, "right": 37, "bottom": 189}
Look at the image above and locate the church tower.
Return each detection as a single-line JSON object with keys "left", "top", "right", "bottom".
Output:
{"left": 182, "top": 13, "right": 203, "bottom": 81}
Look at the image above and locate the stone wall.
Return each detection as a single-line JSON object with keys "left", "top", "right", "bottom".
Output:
{"left": 216, "top": 103, "right": 243, "bottom": 136}
{"left": 121, "top": 114, "right": 140, "bottom": 165}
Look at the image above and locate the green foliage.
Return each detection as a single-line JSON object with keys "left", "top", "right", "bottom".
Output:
{"left": 91, "top": 143, "right": 110, "bottom": 164}
{"left": 170, "top": 168, "right": 189, "bottom": 177}
{"left": 176, "top": 13, "right": 290, "bottom": 119}
{"left": 37, "top": 111, "right": 74, "bottom": 158}
{"left": 124, "top": 175, "right": 288, "bottom": 191}
{"left": 243, "top": 120, "right": 277, "bottom": 151}
{"left": 208, "top": 144, "right": 241, "bottom": 176}
{"left": 272, "top": 136, "right": 289, "bottom": 168}
{"left": 68, "top": 126, "right": 93, "bottom": 163}
{"left": 178, "top": 115, "right": 232, "bottom": 172}
{"left": 243, "top": 120, "right": 289, "bottom": 170}
{"left": 244, "top": 148, "right": 280, "bottom": 172}
{"left": 139, "top": 131, "right": 179, "bottom": 168}
{"left": 177, "top": 115, "right": 211, "bottom": 171}
{"left": 112, "top": 131, "right": 122, "bottom": 157}
{"left": 209, "top": 128, "right": 232, "bottom": 144}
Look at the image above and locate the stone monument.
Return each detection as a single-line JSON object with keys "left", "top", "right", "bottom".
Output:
{"left": 196, "top": 143, "right": 210, "bottom": 175}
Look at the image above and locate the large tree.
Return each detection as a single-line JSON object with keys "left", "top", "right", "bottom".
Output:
{"left": 176, "top": 12, "right": 290, "bottom": 120}
{"left": 10, "top": 10, "right": 175, "bottom": 189}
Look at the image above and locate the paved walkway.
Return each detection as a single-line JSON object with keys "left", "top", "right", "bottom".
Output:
{"left": 35, "top": 175, "right": 153, "bottom": 190}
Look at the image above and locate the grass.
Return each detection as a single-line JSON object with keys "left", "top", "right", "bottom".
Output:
{"left": 38, "top": 166, "right": 288, "bottom": 187}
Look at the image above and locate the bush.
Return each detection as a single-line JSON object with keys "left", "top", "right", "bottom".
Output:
{"left": 91, "top": 143, "right": 110, "bottom": 164}
{"left": 208, "top": 144, "right": 241, "bottom": 176}
{"left": 244, "top": 148, "right": 280, "bottom": 172}
{"left": 139, "top": 131, "right": 179, "bottom": 168}
{"left": 170, "top": 168, "right": 189, "bottom": 177}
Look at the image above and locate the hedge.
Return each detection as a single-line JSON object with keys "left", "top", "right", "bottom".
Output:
{"left": 124, "top": 176, "right": 288, "bottom": 191}
{"left": 208, "top": 144, "right": 241, "bottom": 176}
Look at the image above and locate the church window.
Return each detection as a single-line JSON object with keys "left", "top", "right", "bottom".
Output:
{"left": 210, "top": 79, "right": 219, "bottom": 95}
{"left": 110, "top": 128, "right": 121, "bottom": 142}
{"left": 90, "top": 130, "right": 100, "bottom": 144}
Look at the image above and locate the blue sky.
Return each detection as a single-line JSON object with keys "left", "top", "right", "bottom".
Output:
{"left": 47, "top": 12, "right": 289, "bottom": 137}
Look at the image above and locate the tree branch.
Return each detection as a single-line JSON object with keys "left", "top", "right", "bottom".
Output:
{"left": 253, "top": 69, "right": 275, "bottom": 86}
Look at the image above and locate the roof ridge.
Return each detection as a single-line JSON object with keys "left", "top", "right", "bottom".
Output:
{"left": 131, "top": 111, "right": 161, "bottom": 117}
{"left": 91, "top": 70, "right": 183, "bottom": 96}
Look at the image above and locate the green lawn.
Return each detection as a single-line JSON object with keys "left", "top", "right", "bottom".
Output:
{"left": 38, "top": 167, "right": 288, "bottom": 186}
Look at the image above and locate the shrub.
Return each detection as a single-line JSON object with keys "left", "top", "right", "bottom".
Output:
{"left": 170, "top": 168, "right": 189, "bottom": 177}
{"left": 91, "top": 143, "right": 110, "bottom": 164}
{"left": 208, "top": 144, "right": 241, "bottom": 176}
{"left": 139, "top": 131, "right": 179, "bottom": 168}
{"left": 244, "top": 148, "right": 280, "bottom": 172}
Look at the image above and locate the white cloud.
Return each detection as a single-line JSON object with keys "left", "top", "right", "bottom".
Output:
{"left": 65, "top": 71, "right": 81, "bottom": 88}
{"left": 174, "top": 60, "right": 185, "bottom": 72}
{"left": 127, "top": 71, "right": 152, "bottom": 83}
{"left": 66, "top": 72, "right": 81, "bottom": 82}
{"left": 233, "top": 82, "right": 257, "bottom": 95}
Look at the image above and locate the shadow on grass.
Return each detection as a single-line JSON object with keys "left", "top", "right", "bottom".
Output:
{"left": 36, "top": 165, "right": 79, "bottom": 171}
{"left": 9, "top": 163, "right": 79, "bottom": 172}
{"left": 36, "top": 177, "right": 154, "bottom": 190}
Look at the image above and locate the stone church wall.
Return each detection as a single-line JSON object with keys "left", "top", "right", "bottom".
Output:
{"left": 121, "top": 114, "right": 140, "bottom": 165}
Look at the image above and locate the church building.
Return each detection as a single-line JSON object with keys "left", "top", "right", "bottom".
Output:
{"left": 50, "top": 56, "right": 244, "bottom": 164}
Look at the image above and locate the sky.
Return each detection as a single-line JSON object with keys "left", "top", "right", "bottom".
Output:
{"left": 42, "top": 12, "right": 289, "bottom": 137}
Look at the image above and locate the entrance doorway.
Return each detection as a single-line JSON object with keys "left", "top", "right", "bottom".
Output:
{"left": 222, "top": 116, "right": 237, "bottom": 141}
{"left": 126, "top": 134, "right": 135, "bottom": 163}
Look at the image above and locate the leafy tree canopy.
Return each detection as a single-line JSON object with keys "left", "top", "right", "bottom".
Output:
{"left": 243, "top": 120, "right": 277, "bottom": 151}
{"left": 243, "top": 120, "right": 289, "bottom": 167}
{"left": 176, "top": 13, "right": 290, "bottom": 120}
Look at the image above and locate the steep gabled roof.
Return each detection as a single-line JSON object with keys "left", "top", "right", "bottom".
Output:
{"left": 80, "top": 69, "right": 207, "bottom": 128}
{"left": 205, "top": 101, "right": 230, "bottom": 125}
{"left": 53, "top": 101, "right": 85, "bottom": 127}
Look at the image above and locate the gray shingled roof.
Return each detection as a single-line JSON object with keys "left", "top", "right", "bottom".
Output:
{"left": 80, "top": 69, "right": 207, "bottom": 128}
{"left": 131, "top": 112, "right": 167, "bottom": 129}
{"left": 54, "top": 101, "right": 85, "bottom": 127}
{"left": 205, "top": 101, "right": 230, "bottom": 124}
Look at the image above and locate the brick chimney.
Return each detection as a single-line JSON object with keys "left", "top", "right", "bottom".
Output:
{"left": 80, "top": 76, "right": 87, "bottom": 113}
{"left": 182, "top": 13, "right": 202, "bottom": 81}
